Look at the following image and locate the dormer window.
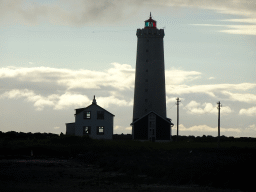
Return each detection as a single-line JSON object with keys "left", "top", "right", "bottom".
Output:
{"left": 84, "top": 111, "right": 91, "bottom": 119}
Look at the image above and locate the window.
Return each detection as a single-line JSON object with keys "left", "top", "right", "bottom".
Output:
{"left": 84, "top": 111, "right": 91, "bottom": 119}
{"left": 145, "top": 109, "right": 147, "bottom": 112}
{"left": 145, "top": 79, "right": 148, "bottom": 82}
{"left": 145, "top": 22, "right": 156, "bottom": 28}
{"left": 83, "top": 126, "right": 91, "bottom": 135}
{"left": 145, "top": 99, "right": 148, "bottom": 102}
{"left": 146, "top": 49, "right": 149, "bottom": 52}
{"left": 97, "top": 111, "right": 104, "bottom": 119}
{"left": 152, "top": 129, "right": 155, "bottom": 135}
{"left": 97, "top": 126, "right": 104, "bottom": 135}
{"left": 146, "top": 69, "right": 148, "bottom": 72}
{"left": 145, "top": 89, "right": 148, "bottom": 92}
{"left": 146, "top": 60, "right": 148, "bottom": 62}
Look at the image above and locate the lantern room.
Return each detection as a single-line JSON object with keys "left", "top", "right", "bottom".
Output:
{"left": 144, "top": 12, "right": 156, "bottom": 28}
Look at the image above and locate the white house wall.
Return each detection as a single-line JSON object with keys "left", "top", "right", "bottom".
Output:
{"left": 75, "top": 105, "right": 113, "bottom": 140}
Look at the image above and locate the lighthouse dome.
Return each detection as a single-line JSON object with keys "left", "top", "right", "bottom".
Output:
{"left": 144, "top": 12, "right": 156, "bottom": 28}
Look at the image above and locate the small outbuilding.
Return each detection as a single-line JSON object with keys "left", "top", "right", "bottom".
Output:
{"left": 131, "top": 111, "right": 174, "bottom": 142}
{"left": 66, "top": 96, "right": 114, "bottom": 139}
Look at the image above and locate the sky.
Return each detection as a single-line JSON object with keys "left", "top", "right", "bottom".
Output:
{"left": 0, "top": 0, "right": 255, "bottom": 137}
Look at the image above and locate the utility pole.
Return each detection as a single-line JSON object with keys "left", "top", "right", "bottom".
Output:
{"left": 176, "top": 97, "right": 181, "bottom": 142}
{"left": 217, "top": 101, "right": 222, "bottom": 147}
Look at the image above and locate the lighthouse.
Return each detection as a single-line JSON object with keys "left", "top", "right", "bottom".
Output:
{"left": 131, "top": 13, "right": 173, "bottom": 142}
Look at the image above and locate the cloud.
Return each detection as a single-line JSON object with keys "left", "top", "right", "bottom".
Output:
{"left": 95, "top": 95, "right": 133, "bottom": 108}
{"left": 0, "top": 63, "right": 135, "bottom": 91}
{"left": 174, "top": 124, "right": 241, "bottom": 133}
{"left": 0, "top": 89, "right": 55, "bottom": 110}
{"left": 166, "top": 96, "right": 181, "bottom": 104}
{"left": 125, "top": 127, "right": 132, "bottom": 130}
{"left": 224, "top": 19, "right": 256, "bottom": 24}
{"left": 0, "top": 64, "right": 255, "bottom": 111}
{"left": 220, "top": 25, "right": 256, "bottom": 36}
{"left": 239, "top": 106, "right": 256, "bottom": 116}
{"left": 221, "top": 18, "right": 256, "bottom": 35}
{"left": 172, "top": 124, "right": 256, "bottom": 137}
{"left": 192, "top": 22, "right": 256, "bottom": 35}
{"left": 0, "top": 89, "right": 132, "bottom": 111}
{"left": 165, "top": 69, "right": 201, "bottom": 85}
{"left": 185, "top": 100, "right": 233, "bottom": 115}
{"left": 114, "top": 125, "right": 121, "bottom": 130}
{"left": 222, "top": 91, "right": 256, "bottom": 103}
{"left": 0, "top": 0, "right": 143, "bottom": 26}
{"left": 1, "top": 0, "right": 256, "bottom": 26}
{"left": 54, "top": 92, "right": 91, "bottom": 110}
{"left": 246, "top": 124, "right": 256, "bottom": 131}
{"left": 166, "top": 83, "right": 256, "bottom": 97}
{"left": 156, "top": 0, "right": 256, "bottom": 18}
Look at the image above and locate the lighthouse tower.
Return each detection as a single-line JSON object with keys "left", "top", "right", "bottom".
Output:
{"left": 131, "top": 13, "right": 173, "bottom": 142}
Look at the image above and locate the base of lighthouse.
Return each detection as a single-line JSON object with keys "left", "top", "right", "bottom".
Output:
{"left": 131, "top": 111, "right": 173, "bottom": 142}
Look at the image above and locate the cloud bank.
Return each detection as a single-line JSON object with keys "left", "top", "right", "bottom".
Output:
{"left": 0, "top": 63, "right": 255, "bottom": 112}
{"left": 1, "top": 0, "right": 256, "bottom": 26}
{"left": 185, "top": 101, "right": 233, "bottom": 115}
{"left": 239, "top": 106, "right": 256, "bottom": 116}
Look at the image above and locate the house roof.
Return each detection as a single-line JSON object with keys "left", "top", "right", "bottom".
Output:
{"left": 74, "top": 96, "right": 114, "bottom": 116}
{"left": 75, "top": 104, "right": 115, "bottom": 116}
{"left": 66, "top": 122, "right": 75, "bottom": 125}
{"left": 130, "top": 111, "right": 173, "bottom": 126}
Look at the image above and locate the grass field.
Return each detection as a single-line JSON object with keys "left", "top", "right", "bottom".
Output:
{"left": 1, "top": 134, "right": 255, "bottom": 191}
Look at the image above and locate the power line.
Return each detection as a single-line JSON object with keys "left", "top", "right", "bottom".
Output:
{"left": 167, "top": 103, "right": 176, "bottom": 111}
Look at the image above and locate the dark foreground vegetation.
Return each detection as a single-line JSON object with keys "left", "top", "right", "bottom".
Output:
{"left": 1, "top": 131, "right": 256, "bottom": 192}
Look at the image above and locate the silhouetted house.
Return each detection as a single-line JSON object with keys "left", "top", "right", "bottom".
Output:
{"left": 131, "top": 111, "right": 173, "bottom": 142}
{"left": 66, "top": 96, "right": 114, "bottom": 139}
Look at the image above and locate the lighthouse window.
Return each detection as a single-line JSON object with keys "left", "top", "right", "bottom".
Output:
{"left": 145, "top": 22, "right": 156, "bottom": 27}
{"left": 145, "top": 22, "right": 150, "bottom": 27}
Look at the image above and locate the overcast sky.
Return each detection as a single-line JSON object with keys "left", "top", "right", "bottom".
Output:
{"left": 0, "top": 0, "right": 255, "bottom": 137}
